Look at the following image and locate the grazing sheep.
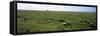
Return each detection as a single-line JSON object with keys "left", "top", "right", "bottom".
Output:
{"left": 47, "top": 20, "right": 50, "bottom": 23}
{"left": 79, "top": 19, "right": 83, "bottom": 22}
{"left": 89, "top": 23, "right": 93, "bottom": 25}
{"left": 59, "top": 18, "right": 65, "bottom": 22}
{"left": 89, "top": 23, "right": 97, "bottom": 28}
{"left": 84, "top": 20, "right": 97, "bottom": 28}
{"left": 62, "top": 22, "right": 72, "bottom": 27}
{"left": 47, "top": 17, "right": 51, "bottom": 23}
{"left": 85, "top": 20, "right": 91, "bottom": 24}
{"left": 80, "top": 19, "right": 91, "bottom": 24}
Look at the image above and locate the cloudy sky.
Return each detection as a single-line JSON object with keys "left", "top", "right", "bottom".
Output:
{"left": 17, "top": 3, "right": 96, "bottom": 12}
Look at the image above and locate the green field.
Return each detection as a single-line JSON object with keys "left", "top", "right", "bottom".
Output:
{"left": 17, "top": 10, "right": 96, "bottom": 33}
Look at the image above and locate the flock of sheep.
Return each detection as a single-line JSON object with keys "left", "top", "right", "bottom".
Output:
{"left": 23, "top": 16, "right": 96, "bottom": 30}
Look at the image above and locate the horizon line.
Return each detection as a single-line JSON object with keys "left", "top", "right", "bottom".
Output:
{"left": 17, "top": 9, "right": 96, "bottom": 12}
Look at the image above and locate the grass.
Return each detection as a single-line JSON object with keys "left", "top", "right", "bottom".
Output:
{"left": 17, "top": 10, "right": 96, "bottom": 33}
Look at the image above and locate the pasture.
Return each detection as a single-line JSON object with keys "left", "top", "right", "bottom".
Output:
{"left": 17, "top": 10, "right": 96, "bottom": 33}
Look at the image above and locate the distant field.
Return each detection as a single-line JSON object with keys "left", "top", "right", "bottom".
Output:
{"left": 17, "top": 10, "right": 96, "bottom": 33}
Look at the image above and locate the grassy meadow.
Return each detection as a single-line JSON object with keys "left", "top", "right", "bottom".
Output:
{"left": 17, "top": 10, "right": 96, "bottom": 33}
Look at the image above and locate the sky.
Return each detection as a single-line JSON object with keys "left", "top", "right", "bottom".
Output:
{"left": 17, "top": 3, "right": 96, "bottom": 12}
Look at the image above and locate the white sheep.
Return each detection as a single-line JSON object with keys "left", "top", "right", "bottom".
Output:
{"left": 62, "top": 22, "right": 72, "bottom": 26}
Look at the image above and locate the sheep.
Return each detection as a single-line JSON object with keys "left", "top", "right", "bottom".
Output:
{"left": 84, "top": 20, "right": 97, "bottom": 28}
{"left": 79, "top": 19, "right": 83, "bottom": 22}
{"left": 89, "top": 23, "right": 93, "bottom": 25}
{"left": 84, "top": 20, "right": 91, "bottom": 24}
{"left": 79, "top": 19, "right": 87, "bottom": 22}
{"left": 89, "top": 23, "right": 97, "bottom": 28}
{"left": 80, "top": 19, "right": 91, "bottom": 24}
{"left": 47, "top": 20, "right": 50, "bottom": 23}
{"left": 62, "top": 22, "right": 72, "bottom": 27}
{"left": 58, "top": 18, "right": 65, "bottom": 22}
{"left": 47, "top": 17, "right": 51, "bottom": 23}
